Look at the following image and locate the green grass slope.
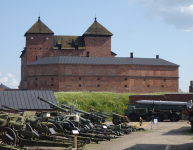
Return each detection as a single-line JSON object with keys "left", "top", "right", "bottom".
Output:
{"left": 54, "top": 92, "right": 165, "bottom": 116}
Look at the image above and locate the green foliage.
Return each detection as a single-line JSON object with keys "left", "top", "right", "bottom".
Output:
{"left": 54, "top": 92, "right": 166, "bottom": 116}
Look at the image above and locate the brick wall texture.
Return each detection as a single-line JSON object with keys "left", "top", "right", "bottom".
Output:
{"left": 19, "top": 21, "right": 179, "bottom": 93}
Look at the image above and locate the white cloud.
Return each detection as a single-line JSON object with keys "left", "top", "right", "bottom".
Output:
{"left": 0, "top": 72, "right": 1, "bottom": 76}
{"left": 180, "top": 79, "right": 190, "bottom": 92}
{"left": 129, "top": 0, "right": 193, "bottom": 31}
{"left": 7, "top": 74, "right": 14, "bottom": 78}
{"left": 0, "top": 73, "right": 19, "bottom": 89}
{"left": 0, "top": 77, "right": 8, "bottom": 83}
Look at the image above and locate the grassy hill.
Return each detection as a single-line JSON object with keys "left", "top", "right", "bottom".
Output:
{"left": 54, "top": 92, "right": 165, "bottom": 116}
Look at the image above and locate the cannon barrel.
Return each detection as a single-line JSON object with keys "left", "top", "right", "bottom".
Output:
{"left": 61, "top": 104, "right": 90, "bottom": 115}
{"left": 37, "top": 97, "right": 68, "bottom": 112}
{"left": 90, "top": 109, "right": 108, "bottom": 118}
{"left": 2, "top": 105, "right": 24, "bottom": 112}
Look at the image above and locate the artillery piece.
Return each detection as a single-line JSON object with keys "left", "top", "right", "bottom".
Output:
{"left": 61, "top": 104, "right": 106, "bottom": 125}
{"left": 37, "top": 97, "right": 119, "bottom": 139}
{"left": 0, "top": 107, "right": 86, "bottom": 148}
{"left": 90, "top": 108, "right": 129, "bottom": 125}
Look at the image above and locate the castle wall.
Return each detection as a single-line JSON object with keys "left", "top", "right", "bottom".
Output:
{"left": 26, "top": 64, "right": 179, "bottom": 93}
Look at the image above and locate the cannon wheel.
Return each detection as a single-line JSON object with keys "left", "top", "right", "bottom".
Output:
{"left": 155, "top": 114, "right": 164, "bottom": 122}
{"left": 112, "top": 117, "right": 121, "bottom": 125}
{"left": 40, "top": 123, "right": 48, "bottom": 129}
{"left": 170, "top": 114, "right": 179, "bottom": 122}
{"left": 0, "top": 127, "right": 17, "bottom": 145}
{"left": 65, "top": 120, "right": 75, "bottom": 128}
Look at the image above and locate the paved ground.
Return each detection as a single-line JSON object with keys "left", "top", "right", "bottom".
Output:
{"left": 84, "top": 121, "right": 193, "bottom": 150}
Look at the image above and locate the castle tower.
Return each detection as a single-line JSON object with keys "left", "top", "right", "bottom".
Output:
{"left": 20, "top": 17, "right": 54, "bottom": 89}
{"left": 83, "top": 17, "right": 114, "bottom": 57}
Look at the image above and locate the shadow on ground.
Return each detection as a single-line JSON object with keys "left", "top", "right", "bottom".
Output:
{"left": 162, "top": 126, "right": 193, "bottom": 136}
{"left": 123, "top": 143, "right": 193, "bottom": 150}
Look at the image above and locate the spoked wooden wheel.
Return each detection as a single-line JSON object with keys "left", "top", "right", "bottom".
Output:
{"left": 0, "top": 127, "right": 17, "bottom": 145}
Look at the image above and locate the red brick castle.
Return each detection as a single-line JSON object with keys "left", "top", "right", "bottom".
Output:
{"left": 19, "top": 17, "right": 179, "bottom": 93}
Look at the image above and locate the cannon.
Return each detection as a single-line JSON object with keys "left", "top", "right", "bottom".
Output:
{"left": 61, "top": 104, "right": 106, "bottom": 125}
{"left": 90, "top": 108, "right": 129, "bottom": 125}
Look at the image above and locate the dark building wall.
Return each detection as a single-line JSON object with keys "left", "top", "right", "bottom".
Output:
{"left": 26, "top": 64, "right": 179, "bottom": 93}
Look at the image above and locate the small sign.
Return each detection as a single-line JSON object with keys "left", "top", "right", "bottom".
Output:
{"left": 154, "top": 119, "right": 158, "bottom": 124}
{"left": 102, "top": 126, "right": 107, "bottom": 129}
{"left": 49, "top": 128, "right": 56, "bottom": 135}
{"left": 72, "top": 130, "right": 79, "bottom": 135}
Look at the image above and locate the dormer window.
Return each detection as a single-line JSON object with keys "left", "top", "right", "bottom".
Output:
{"left": 31, "top": 37, "right": 33, "bottom": 39}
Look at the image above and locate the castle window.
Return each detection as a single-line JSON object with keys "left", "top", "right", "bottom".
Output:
{"left": 124, "top": 85, "right": 127, "bottom": 87}
{"left": 102, "top": 40, "right": 105, "bottom": 43}
{"left": 31, "top": 37, "right": 33, "bottom": 39}
{"left": 98, "top": 78, "right": 100, "bottom": 80}
{"left": 35, "top": 78, "right": 38, "bottom": 80}
{"left": 51, "top": 78, "right": 54, "bottom": 80}
{"left": 71, "top": 52, "right": 73, "bottom": 56}
{"left": 36, "top": 56, "right": 38, "bottom": 60}
{"left": 79, "top": 84, "right": 81, "bottom": 87}
{"left": 62, "top": 52, "right": 64, "bottom": 55}
{"left": 46, "top": 48, "right": 48, "bottom": 49}
{"left": 52, "top": 52, "right": 55, "bottom": 55}
{"left": 51, "top": 84, "right": 53, "bottom": 86}
{"left": 35, "top": 84, "right": 37, "bottom": 86}
{"left": 86, "top": 52, "right": 89, "bottom": 57}
{"left": 81, "top": 52, "right": 83, "bottom": 55}
{"left": 35, "top": 48, "right": 36, "bottom": 49}
{"left": 79, "top": 77, "right": 81, "bottom": 80}
{"left": 46, "top": 37, "right": 49, "bottom": 40}
{"left": 97, "top": 84, "right": 100, "bottom": 87}
{"left": 164, "top": 79, "right": 166, "bottom": 81}
{"left": 40, "top": 48, "right": 41, "bottom": 49}
{"left": 144, "top": 78, "right": 146, "bottom": 81}
{"left": 147, "top": 84, "right": 150, "bottom": 87}
{"left": 161, "top": 85, "right": 164, "bottom": 87}
{"left": 125, "top": 78, "right": 127, "bottom": 81}
{"left": 93, "top": 39, "right": 95, "bottom": 43}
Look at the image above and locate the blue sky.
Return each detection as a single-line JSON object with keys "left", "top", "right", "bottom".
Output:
{"left": 0, "top": 0, "right": 193, "bottom": 92}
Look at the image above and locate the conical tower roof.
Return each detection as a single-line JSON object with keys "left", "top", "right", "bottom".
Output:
{"left": 24, "top": 17, "right": 54, "bottom": 36}
{"left": 0, "top": 83, "right": 10, "bottom": 89}
{"left": 83, "top": 17, "right": 113, "bottom": 36}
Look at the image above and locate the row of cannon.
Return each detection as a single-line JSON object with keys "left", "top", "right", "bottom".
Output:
{"left": 0, "top": 97, "right": 136, "bottom": 149}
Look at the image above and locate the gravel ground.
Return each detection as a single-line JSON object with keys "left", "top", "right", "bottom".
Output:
{"left": 84, "top": 120, "right": 193, "bottom": 150}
